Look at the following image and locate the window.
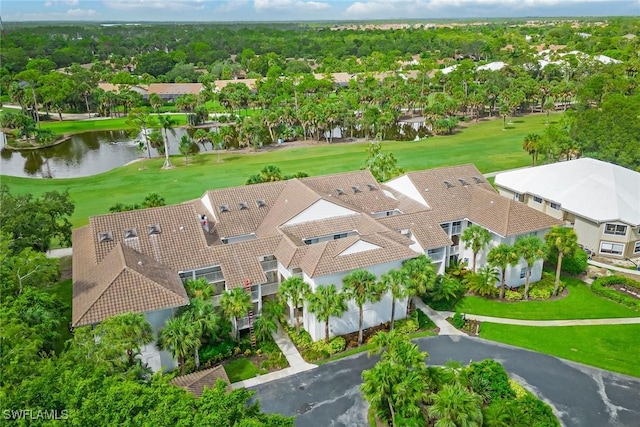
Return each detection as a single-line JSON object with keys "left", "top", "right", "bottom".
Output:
{"left": 634, "top": 241, "right": 640, "bottom": 254}
{"left": 600, "top": 242, "right": 624, "bottom": 255}
{"left": 303, "top": 238, "right": 319, "bottom": 245}
{"left": 604, "top": 223, "right": 627, "bottom": 236}
{"left": 550, "top": 202, "right": 561, "bottom": 210}
{"left": 333, "top": 233, "right": 348, "bottom": 240}
{"left": 520, "top": 268, "right": 527, "bottom": 279}
{"left": 513, "top": 193, "right": 521, "bottom": 201}
{"left": 533, "top": 196, "right": 542, "bottom": 203}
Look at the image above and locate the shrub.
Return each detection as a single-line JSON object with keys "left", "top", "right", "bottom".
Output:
{"left": 199, "top": 340, "right": 235, "bottom": 364}
{"left": 328, "top": 337, "right": 346, "bottom": 355}
{"left": 528, "top": 286, "right": 552, "bottom": 300}
{"left": 509, "top": 379, "right": 560, "bottom": 426}
{"left": 451, "top": 312, "right": 465, "bottom": 329}
{"left": 591, "top": 276, "right": 640, "bottom": 311}
{"left": 395, "top": 318, "right": 419, "bottom": 335}
{"left": 467, "top": 360, "right": 515, "bottom": 403}
{"left": 504, "top": 289, "right": 523, "bottom": 301}
{"left": 561, "top": 249, "right": 588, "bottom": 274}
{"left": 283, "top": 325, "right": 314, "bottom": 350}
{"left": 414, "top": 309, "right": 436, "bottom": 330}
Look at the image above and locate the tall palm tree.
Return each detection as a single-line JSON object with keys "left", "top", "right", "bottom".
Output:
{"left": 179, "top": 297, "right": 220, "bottom": 368}
{"left": 307, "top": 284, "right": 347, "bottom": 342}
{"left": 514, "top": 236, "right": 547, "bottom": 300}
{"left": 487, "top": 244, "right": 517, "bottom": 299}
{"left": 157, "top": 114, "right": 176, "bottom": 169}
{"left": 379, "top": 269, "right": 407, "bottom": 330}
{"left": 461, "top": 224, "right": 492, "bottom": 272}
{"left": 522, "top": 133, "right": 541, "bottom": 166}
{"left": 277, "top": 276, "right": 310, "bottom": 331}
{"left": 183, "top": 278, "right": 215, "bottom": 300}
{"left": 343, "top": 270, "right": 382, "bottom": 346}
{"left": 102, "top": 312, "right": 153, "bottom": 366}
{"left": 219, "top": 288, "right": 252, "bottom": 341}
{"left": 401, "top": 255, "right": 436, "bottom": 317}
{"left": 428, "top": 383, "right": 484, "bottom": 427}
{"left": 157, "top": 316, "right": 199, "bottom": 375}
{"left": 465, "top": 265, "right": 500, "bottom": 297}
{"left": 545, "top": 226, "right": 578, "bottom": 296}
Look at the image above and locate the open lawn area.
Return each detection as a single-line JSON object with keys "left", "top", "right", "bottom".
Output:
{"left": 2, "top": 113, "right": 559, "bottom": 228}
{"left": 480, "top": 322, "right": 640, "bottom": 377}
{"left": 223, "top": 358, "right": 266, "bottom": 383}
{"left": 39, "top": 114, "right": 188, "bottom": 134}
{"left": 454, "top": 277, "right": 639, "bottom": 320}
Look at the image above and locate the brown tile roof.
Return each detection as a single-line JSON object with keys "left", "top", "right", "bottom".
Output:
{"left": 214, "top": 79, "right": 257, "bottom": 92}
{"left": 279, "top": 213, "right": 384, "bottom": 245}
{"left": 89, "top": 204, "right": 212, "bottom": 272}
{"left": 72, "top": 243, "right": 188, "bottom": 327}
{"left": 147, "top": 83, "right": 203, "bottom": 96}
{"left": 210, "top": 236, "right": 281, "bottom": 289}
{"left": 301, "top": 170, "right": 398, "bottom": 214}
{"left": 203, "top": 181, "right": 287, "bottom": 239}
{"left": 378, "top": 212, "right": 452, "bottom": 249}
{"left": 171, "top": 365, "right": 230, "bottom": 396}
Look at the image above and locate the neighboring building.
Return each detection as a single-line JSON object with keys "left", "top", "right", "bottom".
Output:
{"left": 72, "top": 164, "right": 559, "bottom": 370}
{"left": 97, "top": 82, "right": 149, "bottom": 97}
{"left": 170, "top": 365, "right": 230, "bottom": 396}
{"left": 495, "top": 158, "right": 640, "bottom": 259}
{"left": 146, "top": 83, "right": 204, "bottom": 101}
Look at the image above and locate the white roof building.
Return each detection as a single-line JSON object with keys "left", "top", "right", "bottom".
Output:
{"left": 495, "top": 158, "right": 640, "bottom": 259}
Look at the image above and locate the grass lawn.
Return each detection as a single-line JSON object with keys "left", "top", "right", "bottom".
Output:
{"left": 46, "top": 278, "right": 73, "bottom": 355}
{"left": 480, "top": 322, "right": 640, "bottom": 377}
{"left": 223, "top": 358, "right": 265, "bottom": 383}
{"left": 39, "top": 114, "right": 188, "bottom": 135}
{"left": 3, "top": 112, "right": 559, "bottom": 228}
{"left": 454, "top": 277, "right": 639, "bottom": 320}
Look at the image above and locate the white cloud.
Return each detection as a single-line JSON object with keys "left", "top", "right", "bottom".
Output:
{"left": 45, "top": 0, "right": 80, "bottom": 6}
{"left": 5, "top": 8, "right": 98, "bottom": 21}
{"left": 215, "top": 0, "right": 250, "bottom": 12}
{"left": 253, "top": 0, "right": 331, "bottom": 12}
{"left": 102, "top": 0, "right": 207, "bottom": 11}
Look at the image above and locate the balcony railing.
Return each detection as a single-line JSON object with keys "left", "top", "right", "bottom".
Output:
{"left": 451, "top": 225, "right": 462, "bottom": 235}
{"left": 450, "top": 245, "right": 460, "bottom": 255}
{"left": 197, "top": 271, "right": 224, "bottom": 283}
{"left": 237, "top": 316, "right": 251, "bottom": 330}
{"left": 212, "top": 294, "right": 223, "bottom": 307}
{"left": 262, "top": 282, "right": 279, "bottom": 296}
{"left": 251, "top": 289, "right": 259, "bottom": 301}
{"left": 427, "top": 248, "right": 445, "bottom": 260}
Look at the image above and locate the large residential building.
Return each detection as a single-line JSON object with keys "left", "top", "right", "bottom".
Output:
{"left": 72, "top": 164, "right": 559, "bottom": 371}
{"left": 495, "top": 158, "right": 640, "bottom": 260}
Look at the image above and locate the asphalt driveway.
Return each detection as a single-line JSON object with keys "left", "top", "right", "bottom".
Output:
{"left": 250, "top": 335, "right": 640, "bottom": 427}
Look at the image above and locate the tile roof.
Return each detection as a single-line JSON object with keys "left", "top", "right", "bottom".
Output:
{"left": 170, "top": 365, "right": 230, "bottom": 396}
{"left": 72, "top": 243, "right": 188, "bottom": 327}
{"left": 210, "top": 236, "right": 281, "bottom": 289}
{"left": 147, "top": 83, "right": 203, "bottom": 96}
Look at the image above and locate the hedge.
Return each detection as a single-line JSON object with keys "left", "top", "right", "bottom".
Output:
{"left": 591, "top": 275, "right": 640, "bottom": 311}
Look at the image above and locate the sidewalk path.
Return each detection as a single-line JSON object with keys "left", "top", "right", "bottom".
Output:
{"left": 463, "top": 314, "right": 640, "bottom": 327}
{"left": 588, "top": 259, "right": 640, "bottom": 276}
{"left": 46, "top": 248, "right": 72, "bottom": 258}
{"left": 231, "top": 324, "right": 316, "bottom": 389}
{"left": 413, "top": 297, "right": 465, "bottom": 336}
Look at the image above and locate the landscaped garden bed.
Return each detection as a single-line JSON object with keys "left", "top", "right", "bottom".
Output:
{"left": 448, "top": 312, "right": 481, "bottom": 336}
{"left": 591, "top": 275, "right": 640, "bottom": 311}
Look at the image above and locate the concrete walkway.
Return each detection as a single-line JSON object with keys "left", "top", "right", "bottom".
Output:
{"left": 46, "top": 248, "right": 72, "bottom": 258}
{"left": 463, "top": 314, "right": 640, "bottom": 327}
{"left": 231, "top": 324, "right": 316, "bottom": 389}
{"left": 413, "top": 298, "right": 465, "bottom": 336}
{"left": 588, "top": 259, "right": 640, "bottom": 276}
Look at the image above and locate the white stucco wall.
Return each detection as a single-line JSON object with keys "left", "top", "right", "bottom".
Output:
{"left": 284, "top": 200, "right": 357, "bottom": 226}
{"left": 140, "top": 308, "right": 178, "bottom": 372}
{"left": 384, "top": 175, "right": 429, "bottom": 207}
{"left": 303, "top": 260, "right": 408, "bottom": 341}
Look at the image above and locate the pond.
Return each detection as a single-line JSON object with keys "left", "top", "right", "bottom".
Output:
{"left": 0, "top": 128, "right": 209, "bottom": 179}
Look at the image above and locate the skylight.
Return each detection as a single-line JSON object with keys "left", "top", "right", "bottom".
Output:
{"left": 458, "top": 178, "right": 468, "bottom": 186}
{"left": 351, "top": 185, "right": 361, "bottom": 193}
{"left": 444, "top": 181, "right": 455, "bottom": 188}
{"left": 336, "top": 188, "right": 345, "bottom": 196}
{"left": 219, "top": 204, "right": 230, "bottom": 213}
{"left": 147, "top": 224, "right": 161, "bottom": 235}
{"left": 473, "top": 176, "right": 484, "bottom": 184}
{"left": 98, "top": 231, "right": 113, "bottom": 243}
{"left": 239, "top": 202, "right": 249, "bottom": 210}
{"left": 124, "top": 228, "right": 137, "bottom": 239}
{"left": 256, "top": 199, "right": 266, "bottom": 208}
{"left": 367, "top": 183, "right": 377, "bottom": 191}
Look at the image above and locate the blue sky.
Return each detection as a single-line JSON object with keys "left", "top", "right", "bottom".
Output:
{"left": 2, "top": 0, "right": 639, "bottom": 22}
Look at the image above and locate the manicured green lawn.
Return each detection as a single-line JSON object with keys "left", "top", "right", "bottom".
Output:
{"left": 454, "top": 277, "right": 639, "bottom": 320}
{"left": 480, "top": 322, "right": 640, "bottom": 377}
{"left": 3, "top": 113, "right": 559, "bottom": 228}
{"left": 39, "top": 114, "right": 188, "bottom": 135}
{"left": 223, "top": 358, "right": 265, "bottom": 383}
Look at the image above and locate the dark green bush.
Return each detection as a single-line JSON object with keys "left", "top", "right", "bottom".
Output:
{"left": 451, "top": 312, "right": 465, "bottom": 329}
{"left": 561, "top": 249, "right": 588, "bottom": 274}
{"left": 519, "top": 393, "right": 561, "bottom": 426}
{"left": 414, "top": 308, "right": 436, "bottom": 330}
{"left": 591, "top": 276, "right": 640, "bottom": 311}
{"left": 199, "top": 340, "right": 235, "bottom": 364}
{"left": 467, "top": 360, "right": 515, "bottom": 403}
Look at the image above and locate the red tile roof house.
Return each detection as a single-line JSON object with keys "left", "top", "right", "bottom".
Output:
{"left": 72, "top": 164, "right": 559, "bottom": 371}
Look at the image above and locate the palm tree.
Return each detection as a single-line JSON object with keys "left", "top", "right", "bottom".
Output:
{"left": 464, "top": 265, "right": 500, "bottom": 297}
{"left": 157, "top": 316, "right": 199, "bottom": 375}
{"left": 149, "top": 93, "right": 163, "bottom": 113}
{"left": 219, "top": 288, "right": 252, "bottom": 340}
{"left": 428, "top": 383, "right": 484, "bottom": 427}
{"left": 522, "top": 133, "right": 541, "bottom": 166}
{"left": 193, "top": 128, "right": 213, "bottom": 151}
{"left": 545, "top": 226, "right": 578, "bottom": 296}
{"left": 253, "top": 314, "right": 278, "bottom": 343}
{"left": 102, "top": 312, "right": 153, "bottom": 366}
{"left": 178, "top": 134, "right": 199, "bottom": 165}
{"left": 379, "top": 269, "right": 407, "bottom": 330}
{"left": 487, "top": 244, "right": 517, "bottom": 299}
{"left": 277, "top": 276, "right": 310, "bottom": 331}
{"left": 514, "top": 236, "right": 547, "bottom": 300}
{"left": 157, "top": 114, "right": 176, "bottom": 169}
{"left": 461, "top": 224, "right": 492, "bottom": 272}
{"left": 307, "top": 284, "right": 347, "bottom": 342}
{"left": 401, "top": 255, "right": 436, "bottom": 317}
{"left": 343, "top": 270, "right": 382, "bottom": 346}
{"left": 179, "top": 297, "right": 220, "bottom": 368}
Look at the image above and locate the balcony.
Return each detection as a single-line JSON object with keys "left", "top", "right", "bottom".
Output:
{"left": 451, "top": 225, "right": 462, "bottom": 235}
{"left": 261, "top": 260, "right": 278, "bottom": 272}
{"left": 262, "top": 282, "right": 279, "bottom": 296}
{"left": 427, "top": 248, "right": 445, "bottom": 261}
{"left": 237, "top": 316, "right": 251, "bottom": 330}
{"left": 450, "top": 245, "right": 460, "bottom": 255}
{"left": 212, "top": 294, "right": 223, "bottom": 307}
{"left": 251, "top": 289, "right": 259, "bottom": 301}
{"left": 197, "top": 271, "right": 224, "bottom": 283}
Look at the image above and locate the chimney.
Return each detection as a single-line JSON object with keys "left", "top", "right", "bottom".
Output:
{"left": 200, "top": 214, "right": 210, "bottom": 232}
